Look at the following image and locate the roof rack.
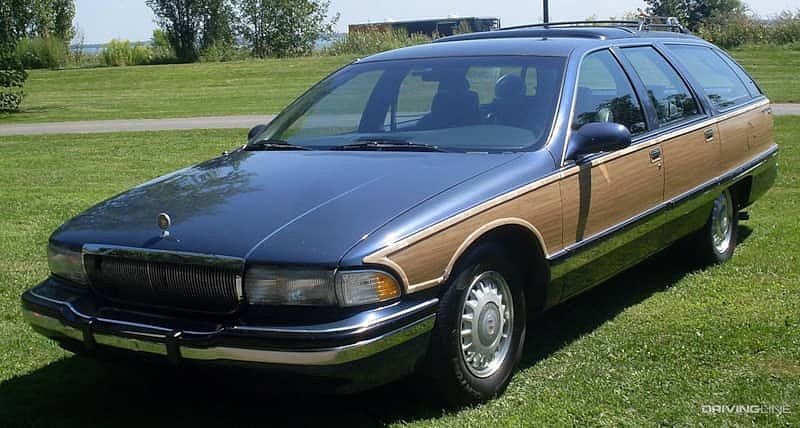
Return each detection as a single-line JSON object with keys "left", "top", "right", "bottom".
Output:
{"left": 502, "top": 16, "right": 690, "bottom": 34}
{"left": 637, "top": 16, "right": 690, "bottom": 33}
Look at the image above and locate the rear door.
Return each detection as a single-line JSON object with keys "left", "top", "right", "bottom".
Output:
{"left": 619, "top": 46, "right": 712, "bottom": 203}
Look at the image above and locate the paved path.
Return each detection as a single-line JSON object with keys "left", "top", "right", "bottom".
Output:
{"left": 1, "top": 104, "right": 799, "bottom": 137}
{"left": 771, "top": 104, "right": 800, "bottom": 116}
{"left": 0, "top": 115, "right": 276, "bottom": 136}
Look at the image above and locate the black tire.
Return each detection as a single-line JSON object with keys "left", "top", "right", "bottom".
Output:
{"left": 420, "top": 241, "right": 526, "bottom": 407}
{"left": 693, "top": 188, "right": 738, "bottom": 265}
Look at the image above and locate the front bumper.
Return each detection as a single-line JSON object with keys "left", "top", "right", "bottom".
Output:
{"left": 22, "top": 278, "right": 437, "bottom": 390}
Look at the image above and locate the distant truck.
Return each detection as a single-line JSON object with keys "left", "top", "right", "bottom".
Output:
{"left": 349, "top": 16, "right": 500, "bottom": 38}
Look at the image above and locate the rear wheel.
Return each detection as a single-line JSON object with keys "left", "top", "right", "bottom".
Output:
{"left": 694, "top": 189, "right": 738, "bottom": 264}
{"left": 421, "top": 242, "right": 526, "bottom": 406}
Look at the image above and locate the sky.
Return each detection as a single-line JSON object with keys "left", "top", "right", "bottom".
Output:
{"left": 75, "top": 0, "right": 800, "bottom": 44}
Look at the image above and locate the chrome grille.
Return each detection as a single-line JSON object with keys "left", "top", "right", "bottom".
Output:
{"left": 84, "top": 249, "right": 243, "bottom": 314}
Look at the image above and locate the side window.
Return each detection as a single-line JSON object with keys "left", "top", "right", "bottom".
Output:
{"left": 621, "top": 47, "right": 701, "bottom": 127}
{"left": 574, "top": 50, "right": 646, "bottom": 135}
{"left": 666, "top": 44, "right": 753, "bottom": 109}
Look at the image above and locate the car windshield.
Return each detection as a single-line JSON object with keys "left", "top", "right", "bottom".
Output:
{"left": 252, "top": 55, "right": 566, "bottom": 152}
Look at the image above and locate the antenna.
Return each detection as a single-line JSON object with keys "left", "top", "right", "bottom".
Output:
{"left": 543, "top": 0, "right": 550, "bottom": 24}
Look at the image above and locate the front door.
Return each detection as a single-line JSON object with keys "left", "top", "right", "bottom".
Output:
{"left": 555, "top": 49, "right": 664, "bottom": 299}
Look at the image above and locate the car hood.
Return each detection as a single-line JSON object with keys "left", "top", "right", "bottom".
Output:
{"left": 52, "top": 150, "right": 521, "bottom": 265}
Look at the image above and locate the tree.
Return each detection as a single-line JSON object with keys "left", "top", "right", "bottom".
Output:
{"left": 147, "top": 0, "right": 237, "bottom": 62}
{"left": 202, "top": 0, "right": 237, "bottom": 50}
{"left": 0, "top": 0, "right": 74, "bottom": 43}
{"left": 236, "top": 0, "right": 338, "bottom": 58}
{"left": 644, "top": 0, "right": 746, "bottom": 30}
{"left": 51, "top": 0, "right": 76, "bottom": 43}
{"left": 147, "top": 0, "right": 206, "bottom": 62}
{"left": 0, "top": 1, "right": 29, "bottom": 112}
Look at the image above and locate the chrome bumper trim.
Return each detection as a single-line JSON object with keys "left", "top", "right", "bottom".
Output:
{"left": 94, "top": 332, "right": 169, "bottom": 356}
{"left": 22, "top": 307, "right": 435, "bottom": 366}
{"left": 181, "top": 315, "right": 435, "bottom": 366}
{"left": 23, "top": 308, "right": 84, "bottom": 341}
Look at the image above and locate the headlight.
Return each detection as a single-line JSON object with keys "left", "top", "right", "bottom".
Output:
{"left": 245, "top": 267, "right": 337, "bottom": 306}
{"left": 47, "top": 243, "right": 88, "bottom": 286}
{"left": 244, "top": 267, "right": 401, "bottom": 307}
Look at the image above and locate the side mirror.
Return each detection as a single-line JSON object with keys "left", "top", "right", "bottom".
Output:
{"left": 248, "top": 124, "right": 268, "bottom": 142}
{"left": 566, "top": 122, "right": 632, "bottom": 162}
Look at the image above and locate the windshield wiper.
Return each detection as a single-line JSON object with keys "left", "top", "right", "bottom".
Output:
{"left": 246, "top": 139, "right": 312, "bottom": 151}
{"left": 331, "top": 139, "right": 447, "bottom": 153}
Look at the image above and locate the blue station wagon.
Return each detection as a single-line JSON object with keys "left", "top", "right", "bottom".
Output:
{"left": 23, "top": 20, "right": 777, "bottom": 405}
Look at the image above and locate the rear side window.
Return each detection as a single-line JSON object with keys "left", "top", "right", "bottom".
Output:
{"left": 666, "top": 44, "right": 753, "bottom": 109}
{"left": 573, "top": 50, "right": 646, "bottom": 135}
{"left": 717, "top": 51, "right": 763, "bottom": 97}
{"left": 621, "top": 47, "right": 701, "bottom": 127}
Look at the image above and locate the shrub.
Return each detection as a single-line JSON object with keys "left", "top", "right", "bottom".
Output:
{"left": 199, "top": 41, "right": 243, "bottom": 62}
{"left": 698, "top": 10, "right": 800, "bottom": 49}
{"left": 150, "top": 29, "right": 179, "bottom": 64}
{"left": 770, "top": 10, "right": 800, "bottom": 45}
{"left": 101, "top": 39, "right": 154, "bottom": 66}
{"left": 0, "top": 46, "right": 28, "bottom": 112}
{"left": 15, "top": 37, "right": 69, "bottom": 69}
{"left": 323, "top": 29, "right": 430, "bottom": 56}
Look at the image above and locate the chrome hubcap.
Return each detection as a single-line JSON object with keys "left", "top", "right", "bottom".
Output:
{"left": 711, "top": 192, "right": 733, "bottom": 254}
{"left": 459, "top": 271, "right": 513, "bottom": 378}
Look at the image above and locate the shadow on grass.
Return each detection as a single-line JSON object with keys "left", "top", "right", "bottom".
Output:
{"left": 520, "top": 225, "right": 751, "bottom": 369}
{"left": 0, "top": 228, "right": 751, "bottom": 428}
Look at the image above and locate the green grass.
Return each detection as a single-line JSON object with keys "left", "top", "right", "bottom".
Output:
{"left": 1, "top": 46, "right": 797, "bottom": 125}
{"left": 0, "top": 119, "right": 798, "bottom": 426}
{"left": 0, "top": 56, "right": 354, "bottom": 124}
{"left": 730, "top": 46, "right": 800, "bottom": 103}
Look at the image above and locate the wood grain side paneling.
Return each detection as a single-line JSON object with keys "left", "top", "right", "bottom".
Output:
{"left": 378, "top": 182, "right": 563, "bottom": 291}
{"left": 718, "top": 107, "right": 774, "bottom": 171}
{"left": 560, "top": 147, "right": 664, "bottom": 246}
{"left": 749, "top": 107, "right": 774, "bottom": 151}
{"left": 718, "top": 110, "right": 752, "bottom": 172}
{"left": 662, "top": 126, "right": 721, "bottom": 200}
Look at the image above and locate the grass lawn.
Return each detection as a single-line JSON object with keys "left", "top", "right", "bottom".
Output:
{"left": 0, "top": 55, "right": 354, "bottom": 124}
{"left": 730, "top": 46, "right": 800, "bottom": 104}
{"left": 1, "top": 46, "right": 798, "bottom": 125}
{"left": 0, "top": 119, "right": 798, "bottom": 426}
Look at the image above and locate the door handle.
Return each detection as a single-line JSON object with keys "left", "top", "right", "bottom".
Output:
{"left": 650, "top": 147, "right": 662, "bottom": 161}
{"left": 704, "top": 128, "right": 715, "bottom": 142}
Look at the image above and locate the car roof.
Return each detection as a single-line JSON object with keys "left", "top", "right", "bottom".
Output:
{"left": 359, "top": 27, "right": 710, "bottom": 63}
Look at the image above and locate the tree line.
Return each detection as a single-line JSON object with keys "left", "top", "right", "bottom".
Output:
{"left": 644, "top": 0, "right": 800, "bottom": 48}
{"left": 146, "top": 0, "right": 338, "bottom": 62}
{"left": 0, "top": 0, "right": 337, "bottom": 111}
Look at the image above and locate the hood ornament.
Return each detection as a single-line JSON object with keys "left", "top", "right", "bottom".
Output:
{"left": 157, "top": 213, "right": 172, "bottom": 238}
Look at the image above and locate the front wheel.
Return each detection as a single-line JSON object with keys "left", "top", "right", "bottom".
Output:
{"left": 421, "top": 242, "right": 526, "bottom": 406}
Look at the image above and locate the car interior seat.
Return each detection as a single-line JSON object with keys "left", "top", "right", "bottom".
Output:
{"left": 491, "top": 74, "right": 530, "bottom": 128}
{"left": 417, "top": 77, "right": 480, "bottom": 130}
